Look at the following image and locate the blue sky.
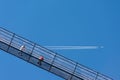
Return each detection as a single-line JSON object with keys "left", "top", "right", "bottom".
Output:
{"left": 0, "top": 0, "right": 120, "bottom": 80}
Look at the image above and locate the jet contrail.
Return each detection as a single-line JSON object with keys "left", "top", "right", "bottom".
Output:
{"left": 45, "top": 46, "right": 103, "bottom": 50}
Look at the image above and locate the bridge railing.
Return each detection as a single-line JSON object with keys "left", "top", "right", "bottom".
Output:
{"left": 0, "top": 27, "right": 113, "bottom": 80}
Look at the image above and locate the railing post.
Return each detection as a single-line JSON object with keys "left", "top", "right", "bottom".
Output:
{"left": 95, "top": 72, "right": 99, "bottom": 80}
{"left": 7, "top": 33, "right": 15, "bottom": 52}
{"left": 69, "top": 62, "right": 78, "bottom": 80}
{"left": 28, "top": 43, "right": 36, "bottom": 61}
{"left": 48, "top": 54, "right": 57, "bottom": 71}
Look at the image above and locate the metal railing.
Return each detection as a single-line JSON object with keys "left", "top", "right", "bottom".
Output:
{"left": 0, "top": 27, "right": 113, "bottom": 80}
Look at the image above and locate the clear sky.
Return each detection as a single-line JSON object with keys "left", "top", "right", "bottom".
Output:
{"left": 0, "top": 0, "right": 120, "bottom": 80}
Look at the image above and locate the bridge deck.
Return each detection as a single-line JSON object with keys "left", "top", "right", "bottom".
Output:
{"left": 0, "top": 27, "right": 112, "bottom": 80}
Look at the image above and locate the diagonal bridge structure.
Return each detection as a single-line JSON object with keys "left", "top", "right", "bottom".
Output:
{"left": 0, "top": 27, "right": 112, "bottom": 80}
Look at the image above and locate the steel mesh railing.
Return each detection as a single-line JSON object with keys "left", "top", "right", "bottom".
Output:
{"left": 0, "top": 27, "right": 113, "bottom": 80}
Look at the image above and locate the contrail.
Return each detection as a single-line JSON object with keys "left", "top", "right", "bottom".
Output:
{"left": 45, "top": 46, "right": 103, "bottom": 50}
